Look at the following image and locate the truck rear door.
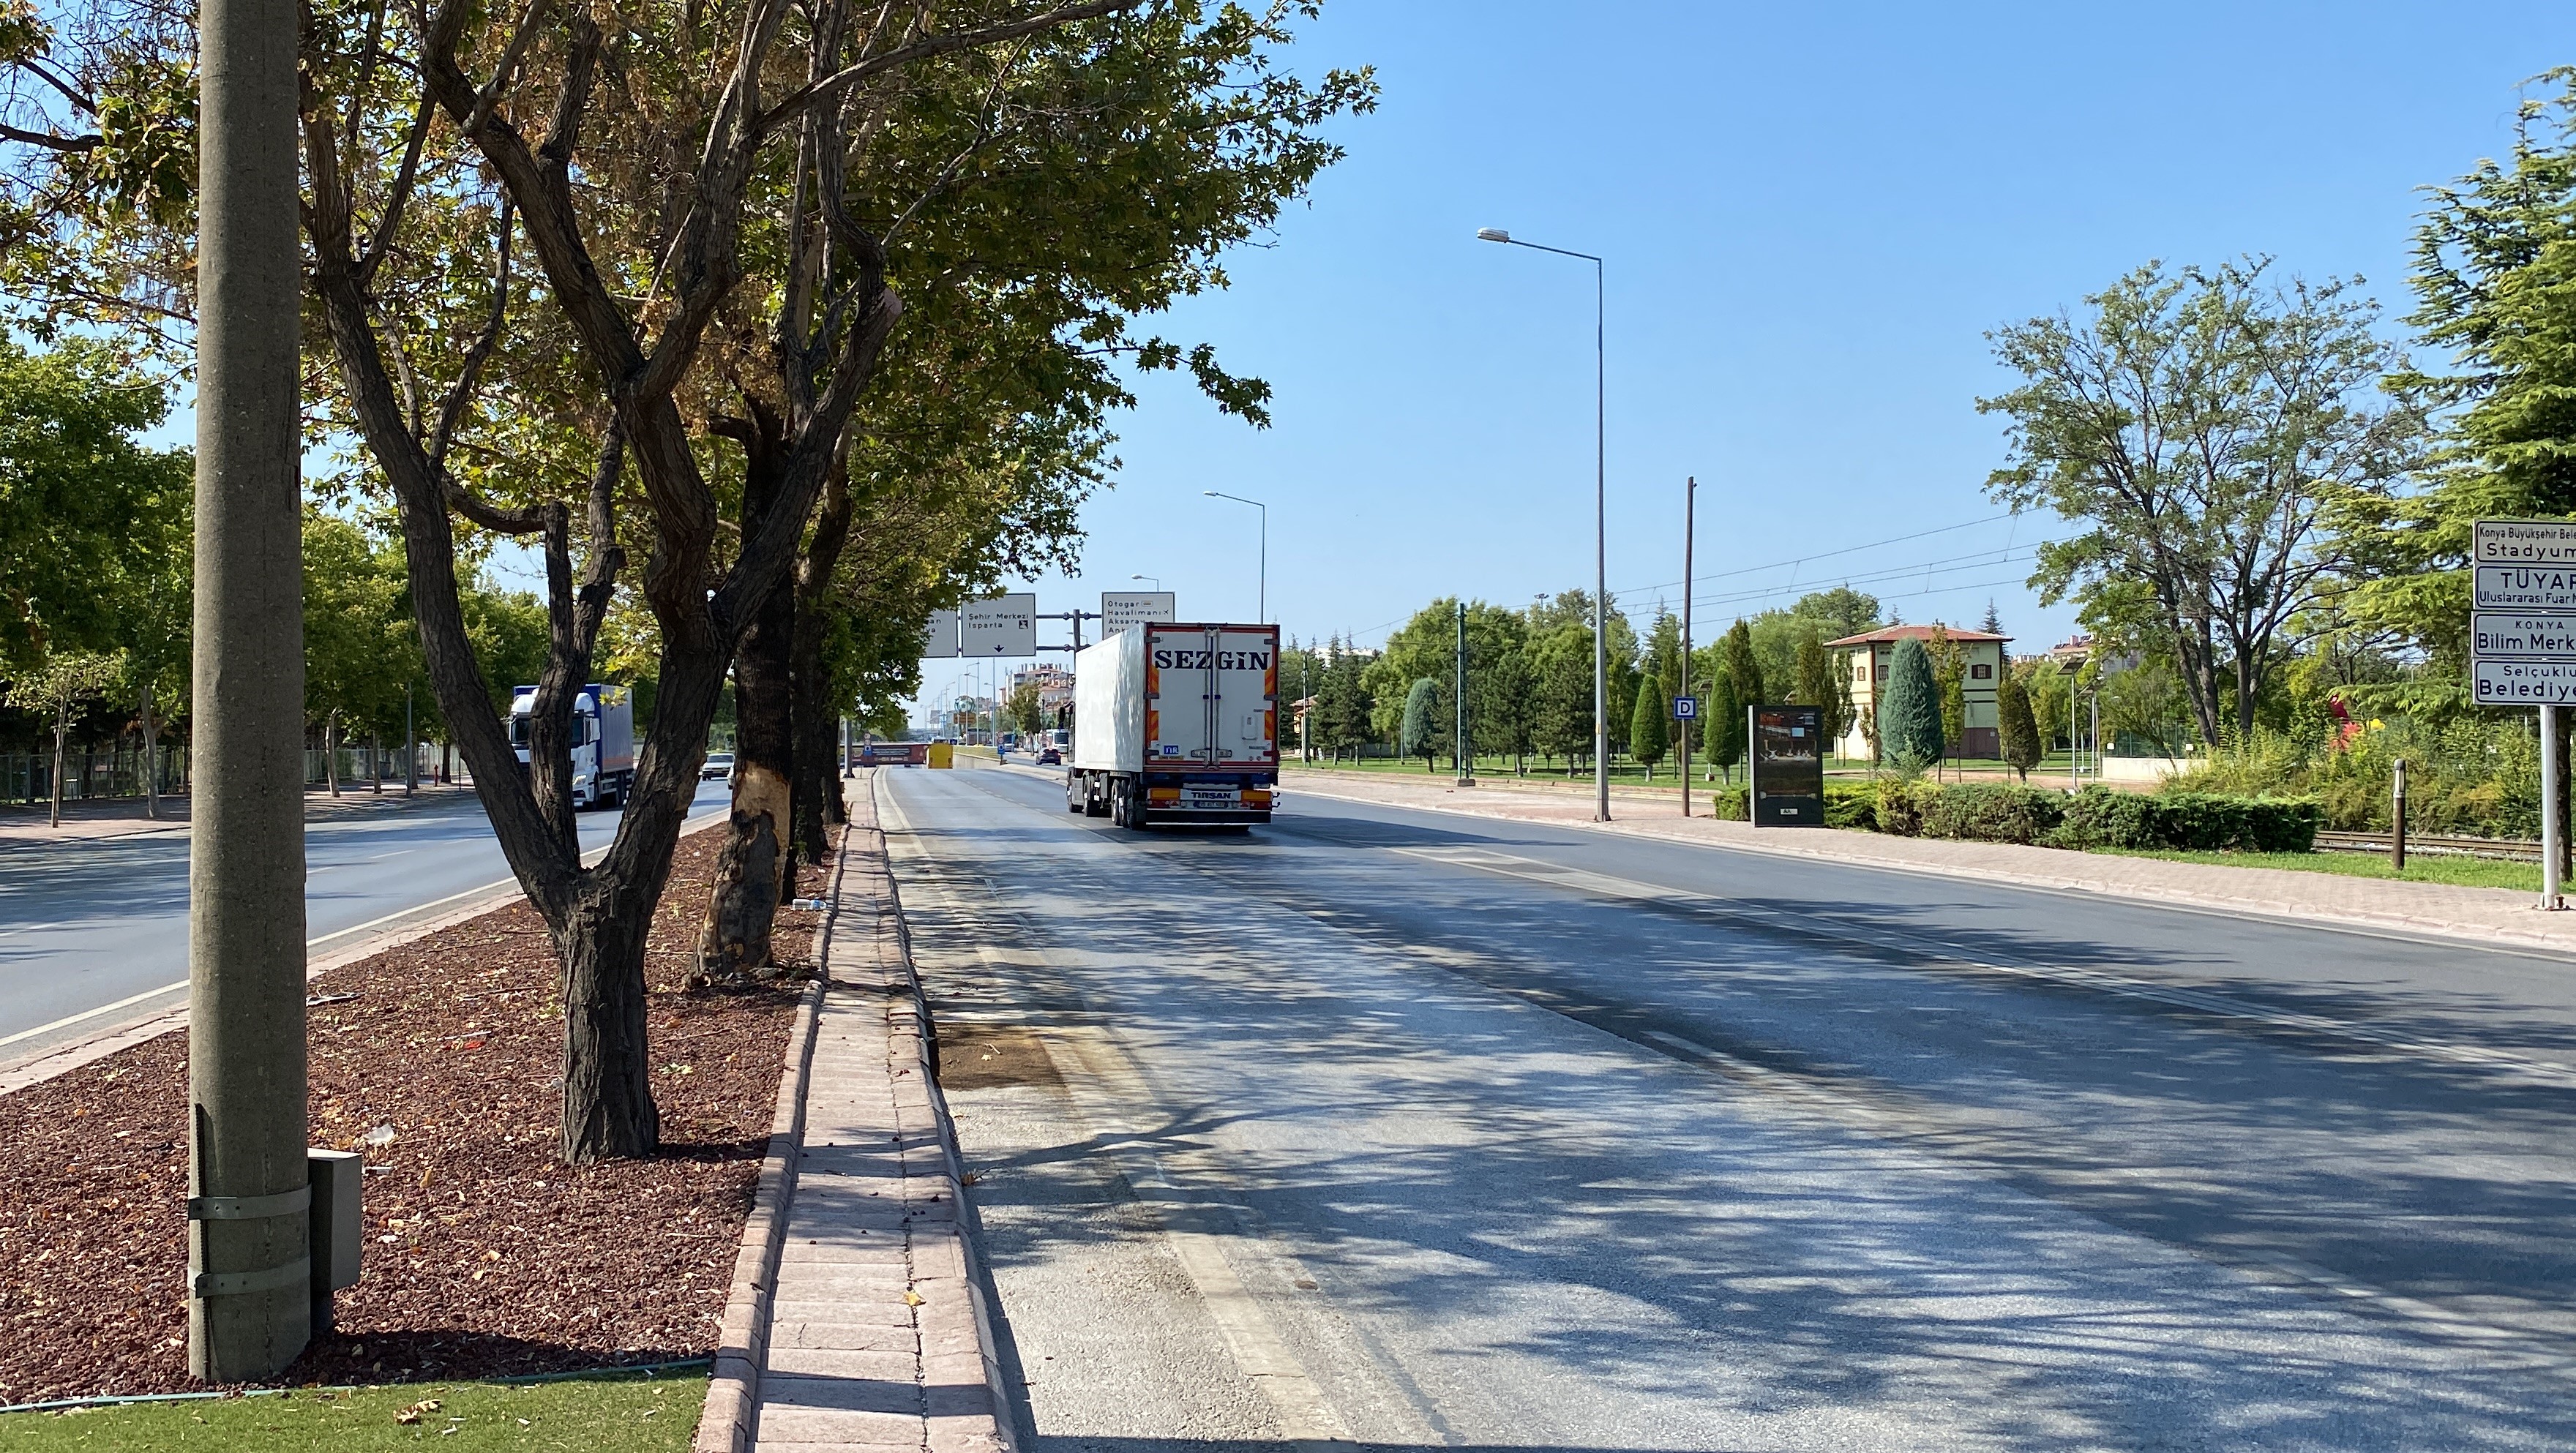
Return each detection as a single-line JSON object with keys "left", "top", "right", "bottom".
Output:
{"left": 1145, "top": 626, "right": 1278, "bottom": 770}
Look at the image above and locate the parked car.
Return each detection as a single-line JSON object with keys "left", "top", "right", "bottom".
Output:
{"left": 701, "top": 751, "right": 735, "bottom": 781}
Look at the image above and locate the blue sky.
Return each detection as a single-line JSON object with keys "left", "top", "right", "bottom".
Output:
{"left": 912, "top": 0, "right": 2576, "bottom": 712}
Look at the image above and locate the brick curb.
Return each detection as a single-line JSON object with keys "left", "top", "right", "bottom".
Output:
{"left": 694, "top": 829, "right": 843, "bottom": 1453}
{"left": 1287, "top": 776, "right": 2576, "bottom": 959}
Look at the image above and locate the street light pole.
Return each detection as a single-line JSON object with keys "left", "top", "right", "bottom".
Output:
{"left": 1202, "top": 492, "right": 1267, "bottom": 620}
{"left": 1680, "top": 476, "right": 1694, "bottom": 819}
{"left": 1478, "top": 228, "right": 1609, "bottom": 821}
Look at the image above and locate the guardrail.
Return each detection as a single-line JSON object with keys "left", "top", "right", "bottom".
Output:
{"left": 2314, "top": 829, "right": 2542, "bottom": 862}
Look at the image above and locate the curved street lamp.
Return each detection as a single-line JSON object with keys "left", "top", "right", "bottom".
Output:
{"left": 1201, "top": 491, "right": 1268, "bottom": 621}
{"left": 1479, "top": 226, "right": 1609, "bottom": 822}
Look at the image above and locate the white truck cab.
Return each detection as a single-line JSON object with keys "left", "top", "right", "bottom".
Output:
{"left": 509, "top": 683, "right": 637, "bottom": 809}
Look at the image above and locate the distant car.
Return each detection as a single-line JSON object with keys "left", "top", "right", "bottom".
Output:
{"left": 1036, "top": 746, "right": 1061, "bottom": 765}
{"left": 701, "top": 751, "right": 735, "bottom": 781}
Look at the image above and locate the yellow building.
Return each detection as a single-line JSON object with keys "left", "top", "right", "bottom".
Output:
{"left": 1825, "top": 624, "right": 2012, "bottom": 762}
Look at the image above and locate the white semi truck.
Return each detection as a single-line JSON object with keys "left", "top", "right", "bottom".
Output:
{"left": 1068, "top": 623, "right": 1279, "bottom": 829}
{"left": 509, "top": 683, "right": 637, "bottom": 809}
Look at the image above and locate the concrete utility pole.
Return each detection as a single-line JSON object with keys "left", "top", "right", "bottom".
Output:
{"left": 189, "top": 0, "right": 312, "bottom": 1381}
{"left": 1454, "top": 600, "right": 1473, "bottom": 786}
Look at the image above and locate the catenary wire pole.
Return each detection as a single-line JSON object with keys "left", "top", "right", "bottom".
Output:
{"left": 190, "top": 0, "right": 312, "bottom": 1379}
{"left": 1478, "top": 228, "right": 1609, "bottom": 821}
{"left": 1681, "top": 476, "right": 1695, "bottom": 818}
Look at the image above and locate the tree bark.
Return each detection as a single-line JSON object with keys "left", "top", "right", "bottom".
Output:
{"left": 698, "top": 405, "right": 799, "bottom": 980}
{"left": 789, "top": 470, "right": 855, "bottom": 860}
{"left": 554, "top": 880, "right": 660, "bottom": 1162}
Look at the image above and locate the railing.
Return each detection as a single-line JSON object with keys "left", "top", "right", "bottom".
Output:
{"left": 2313, "top": 829, "right": 2542, "bottom": 863}
{"left": 0, "top": 749, "right": 189, "bottom": 807}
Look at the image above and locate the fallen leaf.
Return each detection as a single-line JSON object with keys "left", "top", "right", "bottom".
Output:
{"left": 902, "top": 1291, "right": 925, "bottom": 1306}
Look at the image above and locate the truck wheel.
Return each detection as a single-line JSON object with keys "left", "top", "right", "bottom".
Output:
{"left": 1109, "top": 785, "right": 1128, "bottom": 827}
{"left": 1124, "top": 782, "right": 1150, "bottom": 831}
{"left": 1066, "top": 774, "right": 1085, "bottom": 813}
{"left": 1083, "top": 776, "right": 1109, "bottom": 818}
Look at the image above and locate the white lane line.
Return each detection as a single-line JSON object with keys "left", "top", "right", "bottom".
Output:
{"left": 1388, "top": 843, "right": 2576, "bottom": 1090}
{"left": 0, "top": 807, "right": 725, "bottom": 1051}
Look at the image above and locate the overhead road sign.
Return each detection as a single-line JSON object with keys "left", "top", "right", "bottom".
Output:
{"left": 961, "top": 593, "right": 1037, "bottom": 656}
{"left": 2475, "top": 660, "right": 2576, "bottom": 705}
{"left": 1100, "top": 591, "right": 1177, "bottom": 637}
{"left": 2472, "top": 613, "right": 2576, "bottom": 661}
{"left": 2473, "top": 566, "right": 2576, "bottom": 612}
{"left": 921, "top": 609, "right": 960, "bottom": 658}
{"left": 2476, "top": 519, "right": 2576, "bottom": 566}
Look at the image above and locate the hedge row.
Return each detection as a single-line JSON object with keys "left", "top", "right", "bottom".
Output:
{"left": 1704, "top": 780, "right": 2320, "bottom": 853}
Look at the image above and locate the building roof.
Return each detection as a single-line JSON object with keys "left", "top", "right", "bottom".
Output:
{"left": 1824, "top": 624, "right": 2011, "bottom": 647}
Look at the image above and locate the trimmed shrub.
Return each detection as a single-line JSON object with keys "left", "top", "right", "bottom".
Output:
{"left": 2052, "top": 787, "right": 2320, "bottom": 852}
{"left": 1872, "top": 778, "right": 1934, "bottom": 836}
{"left": 1919, "top": 783, "right": 2064, "bottom": 844}
{"left": 1824, "top": 781, "right": 1877, "bottom": 830}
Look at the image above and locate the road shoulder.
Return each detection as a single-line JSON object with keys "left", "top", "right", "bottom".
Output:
{"left": 1284, "top": 768, "right": 2576, "bottom": 957}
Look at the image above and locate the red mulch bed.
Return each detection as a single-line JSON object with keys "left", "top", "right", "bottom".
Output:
{"left": 0, "top": 828, "right": 832, "bottom": 1405}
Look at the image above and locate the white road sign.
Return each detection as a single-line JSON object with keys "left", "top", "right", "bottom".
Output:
{"left": 1100, "top": 590, "right": 1177, "bottom": 636}
{"left": 2473, "top": 612, "right": 2576, "bottom": 660}
{"left": 960, "top": 593, "right": 1037, "bottom": 656}
{"left": 2475, "top": 660, "right": 2576, "bottom": 705}
{"left": 2473, "top": 565, "right": 2576, "bottom": 612}
{"left": 921, "top": 609, "right": 959, "bottom": 659}
{"left": 2476, "top": 519, "right": 2576, "bottom": 566}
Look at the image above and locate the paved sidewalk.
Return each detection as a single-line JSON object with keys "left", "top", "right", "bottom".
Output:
{"left": 705, "top": 776, "right": 1011, "bottom": 1453}
{"left": 1288, "top": 768, "right": 2576, "bottom": 955}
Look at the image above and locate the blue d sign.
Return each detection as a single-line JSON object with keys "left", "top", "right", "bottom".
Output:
{"left": 1672, "top": 695, "right": 1699, "bottom": 720}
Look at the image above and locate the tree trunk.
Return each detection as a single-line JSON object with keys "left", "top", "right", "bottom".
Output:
{"left": 555, "top": 887, "right": 661, "bottom": 1162}
{"left": 325, "top": 714, "right": 340, "bottom": 796}
{"left": 140, "top": 685, "right": 160, "bottom": 821}
{"left": 49, "top": 705, "right": 67, "bottom": 828}
{"left": 370, "top": 732, "right": 383, "bottom": 793}
{"left": 789, "top": 470, "right": 855, "bottom": 859}
{"left": 699, "top": 405, "right": 800, "bottom": 979}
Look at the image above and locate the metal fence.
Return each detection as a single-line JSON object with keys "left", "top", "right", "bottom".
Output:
{"left": 1, "top": 749, "right": 190, "bottom": 807}
{"left": 2, "top": 743, "right": 454, "bottom": 806}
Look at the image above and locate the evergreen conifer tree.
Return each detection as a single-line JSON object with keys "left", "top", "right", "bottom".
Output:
{"left": 1721, "top": 620, "right": 1764, "bottom": 706}
{"left": 1880, "top": 637, "right": 1944, "bottom": 772}
{"left": 1706, "top": 669, "right": 1745, "bottom": 782}
{"left": 1630, "top": 676, "right": 1668, "bottom": 777}
{"left": 1401, "top": 677, "right": 1441, "bottom": 770}
{"left": 1997, "top": 663, "right": 2043, "bottom": 782}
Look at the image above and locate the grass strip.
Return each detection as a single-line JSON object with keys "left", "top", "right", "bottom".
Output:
{"left": 2093, "top": 845, "right": 2542, "bottom": 893}
{"left": 0, "top": 1372, "right": 707, "bottom": 1452}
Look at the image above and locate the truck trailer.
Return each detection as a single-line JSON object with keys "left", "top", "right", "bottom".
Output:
{"left": 1068, "top": 623, "right": 1279, "bottom": 829}
{"left": 508, "top": 683, "right": 637, "bottom": 809}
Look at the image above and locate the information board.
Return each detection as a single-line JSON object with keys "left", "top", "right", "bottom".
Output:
{"left": 921, "top": 609, "right": 959, "bottom": 659}
{"left": 2473, "top": 520, "right": 2576, "bottom": 704}
{"left": 1100, "top": 590, "right": 1177, "bottom": 637}
{"left": 1672, "top": 695, "right": 1699, "bottom": 721}
{"left": 1748, "top": 704, "right": 1824, "bottom": 827}
{"left": 960, "top": 593, "right": 1037, "bottom": 656}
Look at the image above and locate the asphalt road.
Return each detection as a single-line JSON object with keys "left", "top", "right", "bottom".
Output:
{"left": 884, "top": 760, "right": 2576, "bottom": 1452}
{"left": 0, "top": 778, "right": 733, "bottom": 1065}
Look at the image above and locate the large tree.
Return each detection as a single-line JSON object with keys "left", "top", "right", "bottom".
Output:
{"left": 0, "top": 0, "right": 1369, "bottom": 1161}
{"left": 2334, "top": 71, "right": 2576, "bottom": 710}
{"left": 1983, "top": 259, "right": 2427, "bottom": 742}
{"left": 1879, "top": 637, "right": 1943, "bottom": 771}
